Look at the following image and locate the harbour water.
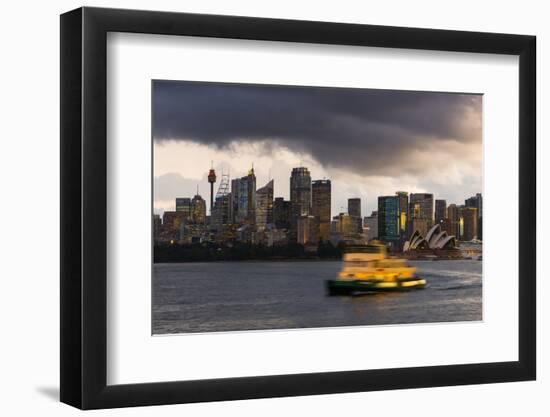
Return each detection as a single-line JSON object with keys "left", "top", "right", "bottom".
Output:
{"left": 152, "top": 260, "right": 482, "bottom": 334}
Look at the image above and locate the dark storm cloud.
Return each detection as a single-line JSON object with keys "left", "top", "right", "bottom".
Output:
{"left": 153, "top": 80, "right": 481, "bottom": 176}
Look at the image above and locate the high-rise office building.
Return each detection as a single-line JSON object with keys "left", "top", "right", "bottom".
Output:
{"left": 460, "top": 206, "right": 478, "bottom": 241}
{"left": 255, "top": 179, "right": 274, "bottom": 230}
{"left": 230, "top": 167, "right": 256, "bottom": 225}
{"left": 364, "top": 211, "right": 378, "bottom": 242}
{"left": 408, "top": 193, "right": 434, "bottom": 234}
{"left": 378, "top": 196, "right": 400, "bottom": 244}
{"left": 162, "top": 211, "right": 188, "bottom": 236}
{"left": 336, "top": 213, "right": 357, "bottom": 239}
{"left": 273, "top": 197, "right": 291, "bottom": 230}
{"left": 211, "top": 173, "right": 231, "bottom": 230}
{"left": 348, "top": 197, "right": 362, "bottom": 233}
{"left": 348, "top": 198, "right": 361, "bottom": 218}
{"left": 312, "top": 179, "right": 331, "bottom": 241}
{"left": 465, "top": 193, "right": 482, "bottom": 218}
{"left": 191, "top": 194, "right": 207, "bottom": 224}
{"left": 444, "top": 203, "right": 461, "bottom": 237}
{"left": 175, "top": 197, "right": 192, "bottom": 221}
{"left": 435, "top": 199, "right": 447, "bottom": 224}
{"left": 297, "top": 215, "right": 319, "bottom": 245}
{"left": 396, "top": 191, "right": 408, "bottom": 240}
{"left": 290, "top": 167, "right": 311, "bottom": 237}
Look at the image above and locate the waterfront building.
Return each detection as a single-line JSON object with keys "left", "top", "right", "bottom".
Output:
{"left": 435, "top": 199, "right": 447, "bottom": 225}
{"left": 378, "top": 196, "right": 400, "bottom": 245}
{"left": 290, "top": 167, "right": 312, "bottom": 237}
{"left": 265, "top": 226, "right": 288, "bottom": 247}
{"left": 408, "top": 193, "right": 434, "bottom": 235}
{"left": 273, "top": 197, "right": 291, "bottom": 230}
{"left": 312, "top": 179, "right": 331, "bottom": 241}
{"left": 160, "top": 211, "right": 188, "bottom": 242}
{"left": 364, "top": 211, "right": 378, "bottom": 242}
{"left": 230, "top": 167, "right": 256, "bottom": 225}
{"left": 297, "top": 215, "right": 319, "bottom": 245}
{"left": 460, "top": 206, "right": 478, "bottom": 241}
{"left": 255, "top": 179, "right": 274, "bottom": 230}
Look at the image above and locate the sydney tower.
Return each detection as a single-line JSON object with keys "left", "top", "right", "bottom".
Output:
{"left": 207, "top": 163, "right": 217, "bottom": 215}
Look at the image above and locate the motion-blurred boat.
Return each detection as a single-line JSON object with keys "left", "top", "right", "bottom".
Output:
{"left": 326, "top": 242, "right": 427, "bottom": 295}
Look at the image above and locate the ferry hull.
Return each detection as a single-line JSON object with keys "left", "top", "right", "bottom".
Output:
{"left": 326, "top": 278, "right": 426, "bottom": 295}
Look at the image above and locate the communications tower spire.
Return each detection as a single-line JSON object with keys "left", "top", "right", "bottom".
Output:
{"left": 207, "top": 161, "right": 217, "bottom": 215}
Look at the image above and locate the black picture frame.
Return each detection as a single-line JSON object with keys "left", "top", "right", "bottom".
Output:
{"left": 60, "top": 6, "right": 536, "bottom": 410}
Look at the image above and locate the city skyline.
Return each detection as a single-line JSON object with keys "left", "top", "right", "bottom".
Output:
{"left": 153, "top": 81, "right": 482, "bottom": 217}
{"left": 154, "top": 160, "right": 481, "bottom": 247}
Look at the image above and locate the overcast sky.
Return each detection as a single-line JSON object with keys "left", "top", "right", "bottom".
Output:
{"left": 153, "top": 80, "right": 482, "bottom": 217}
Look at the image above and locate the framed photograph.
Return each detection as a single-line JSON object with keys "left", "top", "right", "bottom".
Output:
{"left": 60, "top": 6, "right": 536, "bottom": 409}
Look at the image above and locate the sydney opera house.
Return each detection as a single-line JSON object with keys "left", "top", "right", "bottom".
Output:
{"left": 403, "top": 224, "right": 462, "bottom": 258}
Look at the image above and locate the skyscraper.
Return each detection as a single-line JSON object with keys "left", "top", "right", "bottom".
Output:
{"left": 408, "top": 193, "right": 434, "bottom": 235}
{"left": 348, "top": 198, "right": 361, "bottom": 218}
{"left": 273, "top": 197, "right": 291, "bottom": 230}
{"left": 364, "top": 211, "right": 378, "bottom": 242}
{"left": 460, "top": 206, "right": 478, "bottom": 241}
{"left": 191, "top": 193, "right": 207, "bottom": 224}
{"left": 396, "top": 191, "right": 408, "bottom": 240}
{"left": 312, "top": 179, "right": 331, "bottom": 241}
{"left": 211, "top": 174, "right": 231, "bottom": 231}
{"left": 290, "top": 167, "right": 311, "bottom": 237}
{"left": 465, "top": 193, "right": 482, "bottom": 218}
{"left": 347, "top": 197, "right": 362, "bottom": 233}
{"left": 435, "top": 199, "right": 447, "bottom": 224}
{"left": 297, "top": 215, "right": 319, "bottom": 245}
{"left": 230, "top": 167, "right": 256, "bottom": 225}
{"left": 378, "top": 196, "right": 400, "bottom": 244}
{"left": 175, "top": 197, "right": 192, "bottom": 221}
{"left": 444, "top": 203, "right": 460, "bottom": 237}
{"left": 255, "top": 179, "right": 274, "bottom": 230}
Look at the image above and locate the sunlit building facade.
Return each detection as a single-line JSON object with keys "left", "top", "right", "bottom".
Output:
{"left": 459, "top": 206, "right": 478, "bottom": 241}
{"left": 312, "top": 179, "right": 331, "bottom": 241}
{"left": 408, "top": 193, "right": 434, "bottom": 235}
{"left": 396, "top": 191, "right": 408, "bottom": 241}
{"left": 297, "top": 215, "right": 319, "bottom": 245}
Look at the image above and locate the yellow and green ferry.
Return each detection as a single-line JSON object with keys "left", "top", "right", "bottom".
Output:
{"left": 326, "top": 242, "right": 427, "bottom": 295}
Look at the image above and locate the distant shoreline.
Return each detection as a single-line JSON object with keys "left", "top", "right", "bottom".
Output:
{"left": 153, "top": 257, "right": 479, "bottom": 264}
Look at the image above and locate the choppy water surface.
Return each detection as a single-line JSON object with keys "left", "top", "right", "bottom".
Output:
{"left": 152, "top": 260, "right": 481, "bottom": 334}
